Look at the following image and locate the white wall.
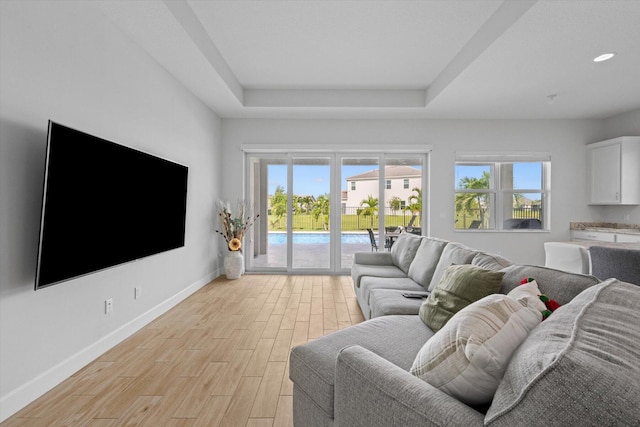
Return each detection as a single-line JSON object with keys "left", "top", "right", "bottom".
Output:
{"left": 591, "top": 109, "right": 640, "bottom": 224}
{"left": 0, "top": 1, "right": 222, "bottom": 420}
{"left": 222, "top": 118, "right": 603, "bottom": 265}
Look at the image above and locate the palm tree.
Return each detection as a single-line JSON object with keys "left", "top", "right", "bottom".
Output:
{"left": 312, "top": 193, "right": 330, "bottom": 230}
{"left": 359, "top": 195, "right": 379, "bottom": 228}
{"left": 291, "top": 195, "right": 302, "bottom": 214}
{"left": 295, "top": 195, "right": 314, "bottom": 213}
{"left": 388, "top": 196, "right": 402, "bottom": 214}
{"left": 406, "top": 187, "right": 422, "bottom": 215}
{"left": 404, "top": 187, "right": 422, "bottom": 227}
{"left": 455, "top": 172, "right": 490, "bottom": 227}
{"left": 270, "top": 185, "right": 287, "bottom": 228}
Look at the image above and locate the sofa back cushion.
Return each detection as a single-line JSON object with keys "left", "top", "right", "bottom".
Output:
{"left": 472, "top": 252, "right": 513, "bottom": 271}
{"left": 407, "top": 237, "right": 449, "bottom": 288}
{"left": 486, "top": 279, "right": 640, "bottom": 426}
{"left": 428, "top": 242, "right": 478, "bottom": 291}
{"left": 499, "top": 264, "right": 600, "bottom": 305}
{"left": 390, "top": 233, "right": 423, "bottom": 274}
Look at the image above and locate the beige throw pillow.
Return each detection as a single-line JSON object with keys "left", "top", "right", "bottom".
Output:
{"left": 419, "top": 264, "right": 504, "bottom": 332}
{"left": 410, "top": 294, "right": 542, "bottom": 405}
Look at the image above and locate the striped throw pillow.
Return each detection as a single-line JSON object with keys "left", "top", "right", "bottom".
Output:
{"left": 410, "top": 293, "right": 542, "bottom": 405}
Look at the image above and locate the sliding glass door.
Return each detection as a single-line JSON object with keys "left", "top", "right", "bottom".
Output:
{"left": 340, "top": 158, "right": 380, "bottom": 269}
{"left": 246, "top": 152, "right": 426, "bottom": 273}
{"left": 292, "top": 157, "right": 331, "bottom": 269}
{"left": 247, "top": 157, "right": 287, "bottom": 269}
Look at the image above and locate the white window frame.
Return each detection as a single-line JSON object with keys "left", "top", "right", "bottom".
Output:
{"left": 454, "top": 152, "right": 551, "bottom": 232}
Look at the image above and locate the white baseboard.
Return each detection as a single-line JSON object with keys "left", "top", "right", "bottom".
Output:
{"left": 0, "top": 271, "right": 218, "bottom": 422}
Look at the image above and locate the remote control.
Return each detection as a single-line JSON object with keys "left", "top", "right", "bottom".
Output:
{"left": 402, "top": 293, "right": 427, "bottom": 299}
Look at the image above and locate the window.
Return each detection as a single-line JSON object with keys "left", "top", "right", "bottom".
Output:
{"left": 244, "top": 150, "right": 429, "bottom": 273}
{"left": 385, "top": 180, "right": 391, "bottom": 189}
{"left": 454, "top": 153, "right": 550, "bottom": 231}
{"left": 403, "top": 179, "right": 409, "bottom": 189}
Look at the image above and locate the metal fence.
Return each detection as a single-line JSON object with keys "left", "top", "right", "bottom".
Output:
{"left": 268, "top": 207, "right": 421, "bottom": 231}
{"left": 456, "top": 206, "right": 542, "bottom": 229}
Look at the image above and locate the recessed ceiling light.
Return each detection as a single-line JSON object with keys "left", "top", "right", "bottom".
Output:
{"left": 593, "top": 52, "right": 616, "bottom": 62}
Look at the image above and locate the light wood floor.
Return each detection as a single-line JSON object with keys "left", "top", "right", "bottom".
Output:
{"left": 3, "top": 274, "right": 364, "bottom": 427}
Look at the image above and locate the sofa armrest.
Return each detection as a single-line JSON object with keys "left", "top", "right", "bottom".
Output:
{"left": 353, "top": 251, "right": 394, "bottom": 265}
{"left": 335, "top": 345, "right": 484, "bottom": 427}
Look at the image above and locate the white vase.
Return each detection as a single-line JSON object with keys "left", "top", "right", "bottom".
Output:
{"left": 224, "top": 251, "right": 244, "bottom": 279}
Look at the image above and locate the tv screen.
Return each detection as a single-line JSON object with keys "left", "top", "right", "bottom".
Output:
{"left": 35, "top": 121, "right": 188, "bottom": 290}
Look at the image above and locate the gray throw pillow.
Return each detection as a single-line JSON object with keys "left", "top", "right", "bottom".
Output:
{"left": 419, "top": 264, "right": 504, "bottom": 332}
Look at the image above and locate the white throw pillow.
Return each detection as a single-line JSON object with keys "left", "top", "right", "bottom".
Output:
{"left": 410, "top": 294, "right": 542, "bottom": 405}
{"left": 507, "top": 279, "right": 548, "bottom": 313}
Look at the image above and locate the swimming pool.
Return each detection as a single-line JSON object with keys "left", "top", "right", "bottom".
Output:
{"left": 268, "top": 232, "right": 369, "bottom": 245}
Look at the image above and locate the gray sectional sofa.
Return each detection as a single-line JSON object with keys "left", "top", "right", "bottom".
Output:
{"left": 351, "top": 233, "right": 512, "bottom": 319}
{"left": 289, "top": 233, "right": 640, "bottom": 426}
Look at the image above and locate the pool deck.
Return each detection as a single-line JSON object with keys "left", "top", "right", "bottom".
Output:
{"left": 249, "top": 241, "right": 372, "bottom": 270}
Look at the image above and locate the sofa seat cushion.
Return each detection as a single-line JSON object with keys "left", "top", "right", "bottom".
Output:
{"left": 407, "top": 237, "right": 449, "bottom": 287}
{"left": 359, "top": 276, "right": 425, "bottom": 307}
{"left": 498, "top": 264, "right": 600, "bottom": 305}
{"left": 486, "top": 279, "right": 640, "bottom": 426}
{"left": 289, "top": 315, "right": 434, "bottom": 419}
{"left": 390, "top": 233, "right": 423, "bottom": 274}
{"left": 369, "top": 289, "right": 428, "bottom": 317}
{"left": 411, "top": 294, "right": 542, "bottom": 405}
{"left": 351, "top": 263, "right": 407, "bottom": 288}
{"left": 428, "top": 242, "right": 478, "bottom": 291}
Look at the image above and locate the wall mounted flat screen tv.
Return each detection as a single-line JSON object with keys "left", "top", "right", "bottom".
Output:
{"left": 35, "top": 121, "right": 188, "bottom": 290}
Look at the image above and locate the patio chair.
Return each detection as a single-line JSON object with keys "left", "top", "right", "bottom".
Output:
{"left": 503, "top": 218, "right": 542, "bottom": 229}
{"left": 406, "top": 227, "right": 421, "bottom": 235}
{"left": 367, "top": 228, "right": 390, "bottom": 251}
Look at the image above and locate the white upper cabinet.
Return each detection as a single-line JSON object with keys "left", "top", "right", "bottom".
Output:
{"left": 588, "top": 136, "right": 640, "bottom": 205}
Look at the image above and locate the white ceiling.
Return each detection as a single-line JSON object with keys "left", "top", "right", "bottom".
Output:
{"left": 96, "top": 0, "right": 640, "bottom": 120}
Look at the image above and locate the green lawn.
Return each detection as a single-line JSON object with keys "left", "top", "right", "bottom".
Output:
{"left": 268, "top": 214, "right": 420, "bottom": 231}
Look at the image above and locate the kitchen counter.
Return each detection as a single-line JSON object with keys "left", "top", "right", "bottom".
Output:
{"left": 570, "top": 222, "right": 640, "bottom": 235}
{"left": 563, "top": 240, "right": 640, "bottom": 250}
{"left": 578, "top": 227, "right": 640, "bottom": 235}
{"left": 570, "top": 222, "right": 640, "bottom": 245}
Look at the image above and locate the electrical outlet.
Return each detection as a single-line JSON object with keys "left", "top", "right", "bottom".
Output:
{"left": 105, "top": 298, "right": 113, "bottom": 314}
{"left": 134, "top": 287, "right": 141, "bottom": 299}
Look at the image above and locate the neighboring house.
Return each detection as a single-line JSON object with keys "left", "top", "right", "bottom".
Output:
{"left": 344, "top": 165, "right": 421, "bottom": 213}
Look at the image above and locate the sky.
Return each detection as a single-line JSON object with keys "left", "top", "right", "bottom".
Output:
{"left": 270, "top": 162, "right": 543, "bottom": 198}
{"left": 455, "top": 162, "right": 544, "bottom": 201}
{"left": 268, "top": 164, "right": 379, "bottom": 197}
{"left": 455, "top": 163, "right": 542, "bottom": 189}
